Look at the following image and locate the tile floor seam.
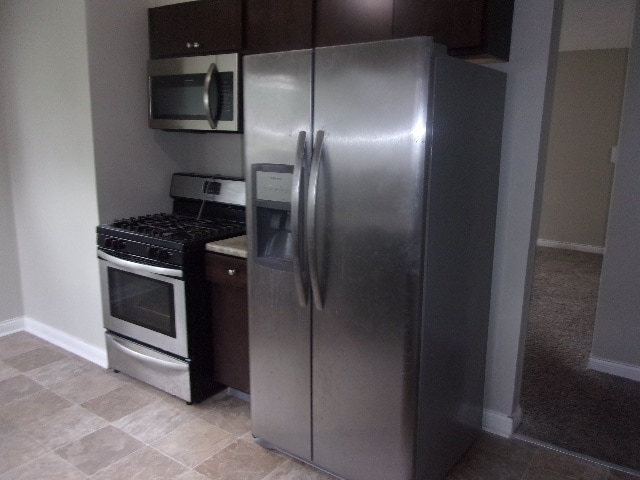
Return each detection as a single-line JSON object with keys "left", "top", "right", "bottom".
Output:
{"left": 521, "top": 446, "right": 540, "bottom": 480}
{"left": 3, "top": 332, "right": 639, "bottom": 480}
{"left": 20, "top": 422, "right": 93, "bottom": 453}
{"left": 147, "top": 440, "right": 208, "bottom": 471}
{"left": 47, "top": 374, "right": 124, "bottom": 405}
{"left": 148, "top": 442, "right": 199, "bottom": 469}
{"left": 0, "top": 451, "right": 88, "bottom": 480}
{"left": 84, "top": 442, "right": 149, "bottom": 478}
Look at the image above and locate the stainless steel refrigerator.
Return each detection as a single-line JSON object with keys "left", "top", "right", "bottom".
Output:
{"left": 243, "top": 37, "right": 506, "bottom": 480}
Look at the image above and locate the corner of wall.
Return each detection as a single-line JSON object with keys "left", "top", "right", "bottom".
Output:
{"left": 24, "top": 317, "right": 107, "bottom": 367}
{"left": 0, "top": 317, "right": 26, "bottom": 337}
{"left": 482, "top": 406, "right": 522, "bottom": 438}
{"left": 587, "top": 355, "right": 640, "bottom": 382}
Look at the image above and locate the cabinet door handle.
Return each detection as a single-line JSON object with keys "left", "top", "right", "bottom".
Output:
{"left": 228, "top": 269, "right": 236, "bottom": 276}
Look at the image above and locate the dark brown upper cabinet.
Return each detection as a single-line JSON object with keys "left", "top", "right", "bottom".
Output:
{"left": 245, "top": 0, "right": 313, "bottom": 54}
{"left": 393, "top": 0, "right": 514, "bottom": 61}
{"left": 314, "top": 0, "right": 394, "bottom": 48}
{"left": 148, "top": 0, "right": 242, "bottom": 59}
{"left": 312, "top": 0, "right": 513, "bottom": 61}
{"left": 149, "top": 0, "right": 513, "bottom": 61}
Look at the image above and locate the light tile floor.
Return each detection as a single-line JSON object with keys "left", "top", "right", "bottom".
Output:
{"left": 0, "top": 331, "right": 638, "bottom": 480}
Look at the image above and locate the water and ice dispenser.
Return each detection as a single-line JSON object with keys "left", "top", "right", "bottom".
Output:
{"left": 251, "top": 164, "right": 295, "bottom": 271}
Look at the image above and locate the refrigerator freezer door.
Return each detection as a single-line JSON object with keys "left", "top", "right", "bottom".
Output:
{"left": 311, "top": 38, "right": 434, "bottom": 480}
{"left": 244, "top": 49, "right": 314, "bottom": 461}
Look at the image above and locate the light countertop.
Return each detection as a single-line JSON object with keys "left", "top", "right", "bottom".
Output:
{"left": 205, "top": 235, "right": 247, "bottom": 258}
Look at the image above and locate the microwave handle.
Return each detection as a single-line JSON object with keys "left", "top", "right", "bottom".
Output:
{"left": 204, "top": 63, "right": 219, "bottom": 129}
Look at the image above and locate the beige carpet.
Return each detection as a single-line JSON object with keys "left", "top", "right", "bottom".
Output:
{"left": 517, "top": 247, "right": 640, "bottom": 471}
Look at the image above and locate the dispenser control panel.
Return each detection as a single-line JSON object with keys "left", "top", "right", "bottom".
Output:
{"left": 255, "top": 170, "right": 293, "bottom": 205}
{"left": 252, "top": 164, "right": 294, "bottom": 271}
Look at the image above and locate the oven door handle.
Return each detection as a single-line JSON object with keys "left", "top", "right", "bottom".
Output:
{"left": 108, "top": 334, "right": 189, "bottom": 372}
{"left": 98, "top": 250, "right": 183, "bottom": 278}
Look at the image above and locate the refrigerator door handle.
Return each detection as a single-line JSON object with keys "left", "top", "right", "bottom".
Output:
{"left": 292, "top": 130, "right": 308, "bottom": 307}
{"left": 307, "top": 130, "right": 325, "bottom": 310}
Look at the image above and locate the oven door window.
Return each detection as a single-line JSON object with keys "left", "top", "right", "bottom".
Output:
{"left": 107, "top": 268, "right": 176, "bottom": 338}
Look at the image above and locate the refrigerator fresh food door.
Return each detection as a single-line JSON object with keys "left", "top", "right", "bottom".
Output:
{"left": 310, "top": 37, "right": 433, "bottom": 480}
{"left": 244, "top": 49, "right": 314, "bottom": 461}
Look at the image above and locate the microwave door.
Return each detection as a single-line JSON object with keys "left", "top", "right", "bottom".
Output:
{"left": 204, "top": 62, "right": 219, "bottom": 129}
{"left": 147, "top": 53, "right": 239, "bottom": 132}
{"left": 148, "top": 73, "right": 209, "bottom": 130}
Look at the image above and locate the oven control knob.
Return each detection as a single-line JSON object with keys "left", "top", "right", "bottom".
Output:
{"left": 116, "top": 240, "right": 126, "bottom": 250}
{"left": 157, "top": 249, "right": 170, "bottom": 260}
{"left": 104, "top": 237, "right": 113, "bottom": 249}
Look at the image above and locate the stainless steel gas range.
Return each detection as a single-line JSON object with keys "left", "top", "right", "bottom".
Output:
{"left": 96, "top": 173, "right": 245, "bottom": 403}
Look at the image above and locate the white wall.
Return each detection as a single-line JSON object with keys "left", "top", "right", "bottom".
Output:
{"left": 560, "top": 0, "right": 635, "bottom": 51}
{"left": 86, "top": 0, "right": 191, "bottom": 223}
{"left": 0, "top": 0, "right": 259, "bottom": 359}
{"left": 534, "top": 0, "right": 634, "bottom": 252}
{"left": 483, "top": 0, "right": 562, "bottom": 429}
{"left": 183, "top": 133, "right": 245, "bottom": 179}
{"left": 0, "top": 0, "right": 103, "bottom": 348}
{"left": 538, "top": 48, "right": 627, "bottom": 249}
{"left": 0, "top": 16, "right": 24, "bottom": 323}
{"left": 0, "top": 116, "right": 24, "bottom": 323}
{"left": 86, "top": 0, "right": 244, "bottom": 226}
{"left": 591, "top": 5, "right": 640, "bottom": 372}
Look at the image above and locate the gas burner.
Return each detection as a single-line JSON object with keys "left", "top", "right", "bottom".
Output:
{"left": 97, "top": 174, "right": 246, "bottom": 269}
{"left": 109, "top": 214, "right": 245, "bottom": 242}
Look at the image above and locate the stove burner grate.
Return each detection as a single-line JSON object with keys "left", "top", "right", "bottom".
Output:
{"left": 111, "top": 213, "right": 245, "bottom": 242}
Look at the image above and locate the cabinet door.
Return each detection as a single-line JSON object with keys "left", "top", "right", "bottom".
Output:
{"left": 393, "top": 0, "right": 514, "bottom": 61}
{"left": 315, "top": 0, "right": 394, "bottom": 47}
{"left": 149, "top": 0, "right": 242, "bottom": 58}
{"left": 245, "top": 0, "right": 313, "bottom": 54}
{"left": 206, "top": 253, "right": 250, "bottom": 394}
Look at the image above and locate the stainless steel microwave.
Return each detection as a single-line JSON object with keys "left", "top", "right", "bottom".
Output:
{"left": 148, "top": 53, "right": 239, "bottom": 132}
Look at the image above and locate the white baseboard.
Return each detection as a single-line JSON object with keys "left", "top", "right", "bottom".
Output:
{"left": 23, "top": 317, "right": 108, "bottom": 368}
{"left": 536, "top": 239, "right": 604, "bottom": 255}
{"left": 536, "top": 238, "right": 604, "bottom": 255}
{"left": 482, "top": 406, "right": 522, "bottom": 438}
{"left": 0, "top": 316, "right": 26, "bottom": 336}
{"left": 588, "top": 355, "right": 640, "bottom": 382}
{"left": 229, "top": 388, "right": 251, "bottom": 403}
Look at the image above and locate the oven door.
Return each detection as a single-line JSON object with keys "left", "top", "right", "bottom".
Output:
{"left": 98, "top": 250, "right": 188, "bottom": 359}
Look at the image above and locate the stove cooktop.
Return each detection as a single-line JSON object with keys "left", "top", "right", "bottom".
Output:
{"left": 108, "top": 213, "right": 245, "bottom": 243}
{"left": 96, "top": 174, "right": 246, "bottom": 266}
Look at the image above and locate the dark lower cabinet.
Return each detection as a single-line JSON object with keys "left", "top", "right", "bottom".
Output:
{"left": 205, "top": 253, "right": 249, "bottom": 394}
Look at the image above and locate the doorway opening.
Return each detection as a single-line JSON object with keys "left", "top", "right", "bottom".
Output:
{"left": 516, "top": 0, "right": 640, "bottom": 472}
